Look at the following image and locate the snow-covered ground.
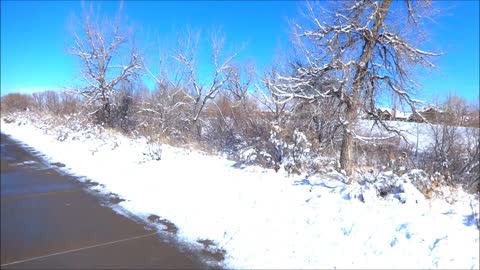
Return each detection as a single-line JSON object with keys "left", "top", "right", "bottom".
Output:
{"left": 1, "top": 114, "right": 479, "bottom": 269}
{"left": 357, "top": 119, "right": 478, "bottom": 152}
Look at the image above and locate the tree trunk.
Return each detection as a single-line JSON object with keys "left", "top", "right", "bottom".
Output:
{"left": 191, "top": 119, "right": 202, "bottom": 139}
{"left": 103, "top": 96, "right": 111, "bottom": 125}
{"left": 340, "top": 106, "right": 356, "bottom": 176}
{"left": 339, "top": 0, "right": 392, "bottom": 176}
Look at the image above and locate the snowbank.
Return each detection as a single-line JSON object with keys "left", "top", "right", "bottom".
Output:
{"left": 1, "top": 115, "right": 479, "bottom": 269}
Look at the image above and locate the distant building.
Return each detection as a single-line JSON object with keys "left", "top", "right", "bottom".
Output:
{"left": 408, "top": 111, "right": 425, "bottom": 123}
{"left": 376, "top": 107, "right": 393, "bottom": 120}
{"left": 408, "top": 107, "right": 448, "bottom": 123}
{"left": 419, "top": 107, "right": 441, "bottom": 122}
{"left": 366, "top": 106, "right": 477, "bottom": 126}
{"left": 375, "top": 107, "right": 412, "bottom": 122}
{"left": 465, "top": 110, "right": 480, "bottom": 127}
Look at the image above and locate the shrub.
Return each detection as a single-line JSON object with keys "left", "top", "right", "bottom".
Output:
{"left": 1, "top": 93, "right": 33, "bottom": 113}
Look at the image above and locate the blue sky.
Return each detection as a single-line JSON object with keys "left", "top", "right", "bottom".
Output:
{"left": 1, "top": 1, "right": 479, "bottom": 104}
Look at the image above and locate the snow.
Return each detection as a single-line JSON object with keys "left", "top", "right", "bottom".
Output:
{"left": 357, "top": 119, "right": 477, "bottom": 152}
{"left": 395, "top": 111, "right": 411, "bottom": 119}
{"left": 1, "top": 115, "right": 479, "bottom": 269}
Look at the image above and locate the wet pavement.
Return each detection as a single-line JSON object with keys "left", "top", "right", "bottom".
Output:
{"left": 0, "top": 133, "right": 217, "bottom": 269}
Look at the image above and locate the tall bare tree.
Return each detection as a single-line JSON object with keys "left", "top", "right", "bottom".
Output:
{"left": 266, "top": 0, "right": 439, "bottom": 175}
{"left": 69, "top": 3, "right": 142, "bottom": 123}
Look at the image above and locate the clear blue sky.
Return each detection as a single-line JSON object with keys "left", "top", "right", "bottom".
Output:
{"left": 1, "top": 1, "right": 479, "bottom": 104}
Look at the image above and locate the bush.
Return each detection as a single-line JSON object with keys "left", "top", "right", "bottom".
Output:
{"left": 1, "top": 93, "right": 33, "bottom": 113}
{"left": 142, "top": 141, "right": 162, "bottom": 162}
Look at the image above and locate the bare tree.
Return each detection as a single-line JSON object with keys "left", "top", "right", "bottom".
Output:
{"left": 44, "top": 91, "right": 61, "bottom": 115}
{"left": 141, "top": 40, "right": 191, "bottom": 140}
{"left": 218, "top": 62, "right": 256, "bottom": 132}
{"left": 172, "top": 29, "right": 241, "bottom": 138}
{"left": 424, "top": 96, "right": 479, "bottom": 191}
{"left": 442, "top": 94, "right": 469, "bottom": 126}
{"left": 69, "top": 3, "right": 142, "bottom": 124}
{"left": 266, "top": 0, "right": 439, "bottom": 175}
{"left": 32, "top": 92, "right": 47, "bottom": 111}
{"left": 466, "top": 100, "right": 480, "bottom": 128}
{"left": 292, "top": 96, "right": 344, "bottom": 153}
{"left": 226, "top": 62, "right": 255, "bottom": 107}
{"left": 202, "top": 62, "right": 258, "bottom": 151}
{"left": 255, "top": 67, "right": 289, "bottom": 125}
{"left": 0, "top": 93, "right": 33, "bottom": 113}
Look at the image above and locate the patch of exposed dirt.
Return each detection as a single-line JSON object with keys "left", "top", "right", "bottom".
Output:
{"left": 3, "top": 117, "right": 15, "bottom": 124}
{"left": 197, "top": 239, "right": 227, "bottom": 262}
{"left": 147, "top": 214, "right": 179, "bottom": 234}
{"left": 84, "top": 180, "right": 99, "bottom": 187}
{"left": 51, "top": 162, "right": 66, "bottom": 167}
{"left": 106, "top": 192, "right": 125, "bottom": 204}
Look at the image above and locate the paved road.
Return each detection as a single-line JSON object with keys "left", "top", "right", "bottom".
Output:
{"left": 0, "top": 133, "right": 217, "bottom": 269}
